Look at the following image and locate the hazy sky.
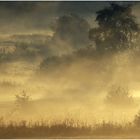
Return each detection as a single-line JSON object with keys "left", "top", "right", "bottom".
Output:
{"left": 0, "top": 1, "right": 136, "bottom": 33}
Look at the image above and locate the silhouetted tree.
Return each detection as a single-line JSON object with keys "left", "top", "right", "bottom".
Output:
{"left": 15, "top": 90, "right": 30, "bottom": 109}
{"left": 51, "top": 13, "right": 90, "bottom": 48}
{"left": 105, "top": 86, "right": 134, "bottom": 107}
{"left": 133, "top": 111, "right": 140, "bottom": 128}
{"left": 89, "top": 3, "right": 139, "bottom": 53}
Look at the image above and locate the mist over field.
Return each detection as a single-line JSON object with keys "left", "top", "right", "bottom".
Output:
{"left": 1, "top": 1, "right": 140, "bottom": 138}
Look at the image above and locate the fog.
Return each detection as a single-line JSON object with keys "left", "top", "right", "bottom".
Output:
{"left": 0, "top": 2, "right": 140, "bottom": 126}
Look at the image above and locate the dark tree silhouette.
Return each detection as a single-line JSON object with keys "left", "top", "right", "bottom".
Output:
{"left": 105, "top": 86, "right": 134, "bottom": 107}
{"left": 15, "top": 90, "right": 30, "bottom": 109}
{"left": 134, "top": 111, "right": 140, "bottom": 126}
{"left": 89, "top": 3, "right": 139, "bottom": 53}
{"left": 51, "top": 13, "right": 90, "bottom": 48}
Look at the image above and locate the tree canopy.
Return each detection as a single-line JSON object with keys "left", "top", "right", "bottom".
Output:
{"left": 51, "top": 13, "right": 90, "bottom": 49}
{"left": 105, "top": 86, "right": 134, "bottom": 107}
{"left": 89, "top": 3, "right": 139, "bottom": 53}
{"left": 15, "top": 90, "right": 30, "bottom": 109}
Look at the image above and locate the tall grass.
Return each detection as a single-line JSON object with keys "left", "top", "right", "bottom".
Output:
{"left": 0, "top": 117, "right": 140, "bottom": 138}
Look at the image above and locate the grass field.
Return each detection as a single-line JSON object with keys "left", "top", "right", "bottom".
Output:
{"left": 0, "top": 118, "right": 140, "bottom": 138}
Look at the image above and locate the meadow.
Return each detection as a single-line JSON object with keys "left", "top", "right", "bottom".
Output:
{"left": 0, "top": 116, "right": 140, "bottom": 138}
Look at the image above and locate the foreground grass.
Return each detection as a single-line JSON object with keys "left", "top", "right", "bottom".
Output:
{"left": 1, "top": 118, "right": 140, "bottom": 138}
